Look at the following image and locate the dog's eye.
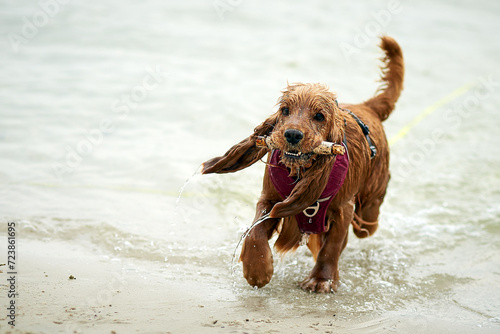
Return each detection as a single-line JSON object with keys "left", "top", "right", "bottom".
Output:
{"left": 281, "top": 107, "right": 290, "bottom": 116}
{"left": 314, "top": 113, "right": 325, "bottom": 121}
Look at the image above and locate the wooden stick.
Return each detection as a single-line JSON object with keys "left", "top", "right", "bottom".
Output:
{"left": 255, "top": 136, "right": 345, "bottom": 156}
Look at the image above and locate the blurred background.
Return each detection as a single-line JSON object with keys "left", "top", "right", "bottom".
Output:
{"left": 1, "top": 0, "right": 499, "bottom": 331}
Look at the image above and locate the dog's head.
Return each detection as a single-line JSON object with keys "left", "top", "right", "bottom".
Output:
{"left": 269, "top": 83, "right": 342, "bottom": 169}
{"left": 202, "top": 82, "right": 340, "bottom": 218}
{"left": 201, "top": 83, "right": 341, "bottom": 179}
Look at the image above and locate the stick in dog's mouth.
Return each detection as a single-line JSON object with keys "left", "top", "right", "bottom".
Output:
{"left": 255, "top": 136, "right": 345, "bottom": 156}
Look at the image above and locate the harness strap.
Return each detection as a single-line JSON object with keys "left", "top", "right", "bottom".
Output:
{"left": 336, "top": 100, "right": 377, "bottom": 159}
{"left": 268, "top": 142, "right": 349, "bottom": 234}
{"left": 351, "top": 212, "right": 379, "bottom": 237}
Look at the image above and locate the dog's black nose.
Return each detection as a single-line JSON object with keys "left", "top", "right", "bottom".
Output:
{"left": 284, "top": 129, "right": 304, "bottom": 145}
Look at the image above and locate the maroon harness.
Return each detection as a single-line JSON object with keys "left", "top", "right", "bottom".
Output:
{"left": 268, "top": 142, "right": 349, "bottom": 234}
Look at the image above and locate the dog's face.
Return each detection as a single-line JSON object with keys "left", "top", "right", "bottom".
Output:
{"left": 269, "top": 83, "right": 339, "bottom": 169}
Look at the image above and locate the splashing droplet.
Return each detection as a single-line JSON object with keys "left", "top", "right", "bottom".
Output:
{"left": 175, "top": 164, "right": 204, "bottom": 214}
{"left": 230, "top": 212, "right": 273, "bottom": 280}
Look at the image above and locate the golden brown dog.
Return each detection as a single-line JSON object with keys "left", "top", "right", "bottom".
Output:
{"left": 202, "top": 36, "right": 404, "bottom": 293}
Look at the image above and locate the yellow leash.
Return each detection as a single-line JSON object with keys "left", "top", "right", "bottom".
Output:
{"left": 389, "top": 80, "right": 478, "bottom": 146}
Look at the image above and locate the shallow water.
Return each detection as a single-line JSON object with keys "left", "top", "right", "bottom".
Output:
{"left": 1, "top": 0, "right": 500, "bottom": 331}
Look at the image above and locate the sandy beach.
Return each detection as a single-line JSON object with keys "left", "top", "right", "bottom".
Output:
{"left": 2, "top": 238, "right": 498, "bottom": 334}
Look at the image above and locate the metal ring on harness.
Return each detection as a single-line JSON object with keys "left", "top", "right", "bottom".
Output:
{"left": 303, "top": 196, "right": 332, "bottom": 219}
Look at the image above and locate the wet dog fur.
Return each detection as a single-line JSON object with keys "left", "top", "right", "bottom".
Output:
{"left": 201, "top": 36, "right": 404, "bottom": 293}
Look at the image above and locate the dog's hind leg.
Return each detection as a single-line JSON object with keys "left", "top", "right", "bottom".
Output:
{"left": 352, "top": 201, "right": 381, "bottom": 238}
{"left": 352, "top": 173, "right": 390, "bottom": 238}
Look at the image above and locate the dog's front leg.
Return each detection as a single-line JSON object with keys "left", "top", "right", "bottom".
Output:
{"left": 300, "top": 201, "right": 354, "bottom": 293}
{"left": 239, "top": 199, "right": 279, "bottom": 288}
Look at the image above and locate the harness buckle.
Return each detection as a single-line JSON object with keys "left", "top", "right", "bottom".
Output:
{"left": 303, "top": 196, "right": 332, "bottom": 219}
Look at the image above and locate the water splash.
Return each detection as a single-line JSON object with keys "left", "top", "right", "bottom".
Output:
{"left": 230, "top": 212, "right": 272, "bottom": 281}
{"left": 174, "top": 164, "right": 204, "bottom": 214}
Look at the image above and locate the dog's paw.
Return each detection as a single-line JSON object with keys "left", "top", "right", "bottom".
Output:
{"left": 299, "top": 277, "right": 338, "bottom": 293}
{"left": 240, "top": 240, "right": 274, "bottom": 288}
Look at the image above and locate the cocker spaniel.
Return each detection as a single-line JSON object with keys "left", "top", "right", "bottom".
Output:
{"left": 201, "top": 36, "right": 404, "bottom": 293}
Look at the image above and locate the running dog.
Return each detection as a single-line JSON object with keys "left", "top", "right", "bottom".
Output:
{"left": 201, "top": 36, "right": 404, "bottom": 293}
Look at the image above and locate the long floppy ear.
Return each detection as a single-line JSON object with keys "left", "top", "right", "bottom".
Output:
{"left": 270, "top": 155, "right": 336, "bottom": 218}
{"left": 327, "top": 101, "right": 345, "bottom": 144}
{"left": 201, "top": 113, "right": 279, "bottom": 174}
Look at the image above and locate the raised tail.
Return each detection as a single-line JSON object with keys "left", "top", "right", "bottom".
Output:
{"left": 364, "top": 36, "right": 404, "bottom": 121}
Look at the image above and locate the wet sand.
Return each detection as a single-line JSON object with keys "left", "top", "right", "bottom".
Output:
{"left": 1, "top": 238, "right": 497, "bottom": 334}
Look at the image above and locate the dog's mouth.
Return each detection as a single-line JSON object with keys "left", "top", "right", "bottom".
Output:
{"left": 266, "top": 132, "right": 320, "bottom": 168}
{"left": 281, "top": 150, "right": 314, "bottom": 167}
{"left": 284, "top": 150, "right": 302, "bottom": 158}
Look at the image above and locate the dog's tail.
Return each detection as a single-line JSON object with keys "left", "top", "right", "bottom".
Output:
{"left": 364, "top": 36, "right": 404, "bottom": 121}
